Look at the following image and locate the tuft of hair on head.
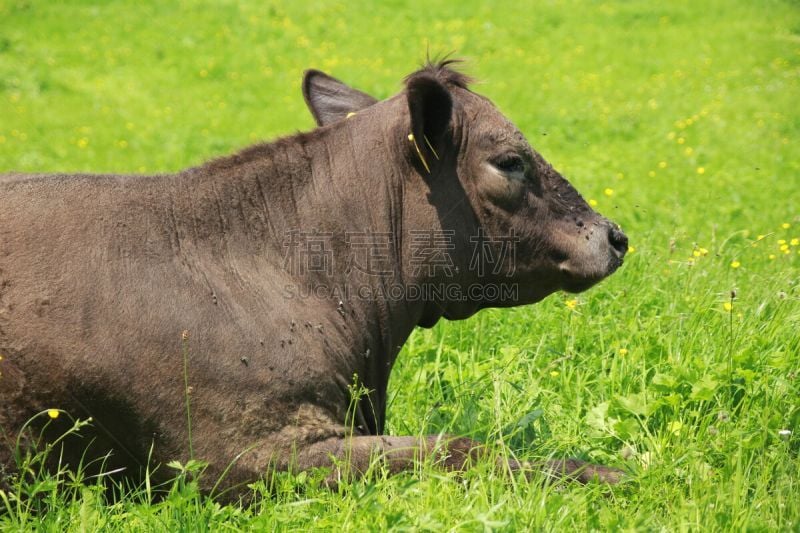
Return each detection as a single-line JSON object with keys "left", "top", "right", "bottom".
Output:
{"left": 405, "top": 54, "right": 474, "bottom": 90}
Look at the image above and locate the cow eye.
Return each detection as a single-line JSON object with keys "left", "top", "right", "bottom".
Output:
{"left": 492, "top": 154, "right": 525, "bottom": 174}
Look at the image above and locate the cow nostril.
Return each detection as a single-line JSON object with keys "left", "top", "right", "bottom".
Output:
{"left": 608, "top": 225, "right": 628, "bottom": 256}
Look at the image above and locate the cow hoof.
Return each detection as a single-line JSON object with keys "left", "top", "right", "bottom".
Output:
{"left": 542, "top": 458, "right": 627, "bottom": 485}
{"left": 579, "top": 463, "right": 626, "bottom": 484}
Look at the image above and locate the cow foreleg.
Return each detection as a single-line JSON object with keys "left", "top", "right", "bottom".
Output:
{"left": 292, "top": 435, "right": 624, "bottom": 486}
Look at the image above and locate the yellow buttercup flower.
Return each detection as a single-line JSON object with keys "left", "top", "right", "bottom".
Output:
{"left": 565, "top": 299, "right": 578, "bottom": 310}
{"left": 781, "top": 223, "right": 791, "bottom": 229}
{"left": 696, "top": 167, "right": 705, "bottom": 175}
{"left": 618, "top": 348, "right": 629, "bottom": 356}
{"left": 588, "top": 198, "right": 598, "bottom": 207}
{"left": 730, "top": 260, "right": 741, "bottom": 268}
{"left": 604, "top": 188, "right": 614, "bottom": 196}
{"left": 723, "top": 302, "right": 733, "bottom": 312}
{"left": 549, "top": 370, "right": 560, "bottom": 378}
{"left": 47, "top": 409, "right": 60, "bottom": 419}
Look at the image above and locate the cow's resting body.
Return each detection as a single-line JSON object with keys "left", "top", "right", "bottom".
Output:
{"left": 0, "top": 62, "right": 628, "bottom": 497}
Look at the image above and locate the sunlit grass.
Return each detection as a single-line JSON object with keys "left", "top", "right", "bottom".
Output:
{"left": 1, "top": 0, "right": 799, "bottom": 529}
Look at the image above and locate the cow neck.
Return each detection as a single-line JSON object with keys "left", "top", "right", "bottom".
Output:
{"left": 302, "top": 113, "right": 429, "bottom": 377}
{"left": 300, "top": 109, "right": 443, "bottom": 432}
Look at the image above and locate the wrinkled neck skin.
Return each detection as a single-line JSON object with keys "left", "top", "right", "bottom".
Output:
{"left": 170, "top": 95, "right": 474, "bottom": 433}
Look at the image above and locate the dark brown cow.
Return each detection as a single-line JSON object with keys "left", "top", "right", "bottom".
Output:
{"left": 0, "top": 61, "right": 627, "bottom": 498}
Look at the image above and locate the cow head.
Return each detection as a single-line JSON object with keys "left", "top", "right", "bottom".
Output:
{"left": 302, "top": 62, "right": 627, "bottom": 318}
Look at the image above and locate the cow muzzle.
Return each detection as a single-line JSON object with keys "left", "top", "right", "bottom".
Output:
{"left": 558, "top": 221, "right": 628, "bottom": 293}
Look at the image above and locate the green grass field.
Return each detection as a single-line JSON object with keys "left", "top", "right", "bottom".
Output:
{"left": 2, "top": 0, "right": 799, "bottom": 529}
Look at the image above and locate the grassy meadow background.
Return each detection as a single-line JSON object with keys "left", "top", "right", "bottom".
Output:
{"left": 1, "top": 0, "right": 799, "bottom": 529}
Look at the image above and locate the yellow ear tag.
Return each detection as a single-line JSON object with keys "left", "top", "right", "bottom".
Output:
{"left": 407, "top": 133, "right": 430, "bottom": 173}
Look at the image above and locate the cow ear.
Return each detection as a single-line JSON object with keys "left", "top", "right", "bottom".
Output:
{"left": 302, "top": 69, "right": 378, "bottom": 126}
{"left": 406, "top": 73, "right": 453, "bottom": 170}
